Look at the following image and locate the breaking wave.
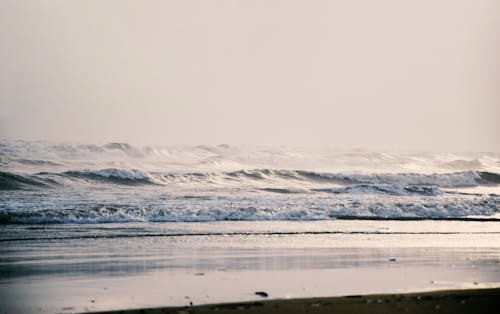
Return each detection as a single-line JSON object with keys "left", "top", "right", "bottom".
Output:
{"left": 1, "top": 169, "right": 499, "bottom": 191}
{"left": 61, "top": 168, "right": 158, "bottom": 185}
{"left": 1, "top": 195, "right": 498, "bottom": 224}
{"left": 1, "top": 140, "right": 499, "bottom": 224}
{"left": 312, "top": 184, "right": 442, "bottom": 196}
{"left": 296, "top": 170, "right": 500, "bottom": 187}
{"left": 0, "top": 171, "right": 59, "bottom": 190}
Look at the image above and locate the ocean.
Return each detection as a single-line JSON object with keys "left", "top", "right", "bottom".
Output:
{"left": 1, "top": 140, "right": 499, "bottom": 223}
{"left": 1, "top": 140, "right": 499, "bottom": 313}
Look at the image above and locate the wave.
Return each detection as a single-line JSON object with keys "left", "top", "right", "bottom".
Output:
{"left": 0, "top": 171, "right": 58, "bottom": 190}
{"left": 1, "top": 195, "right": 498, "bottom": 224}
{"left": 228, "top": 169, "right": 303, "bottom": 180}
{"left": 260, "top": 187, "right": 307, "bottom": 194}
{"left": 312, "top": 184, "right": 442, "bottom": 196}
{"left": 3, "top": 140, "right": 500, "bottom": 174}
{"left": 297, "top": 170, "right": 500, "bottom": 187}
{"left": 441, "top": 158, "right": 484, "bottom": 170}
{"left": 60, "top": 168, "right": 158, "bottom": 185}
{"left": 219, "top": 169, "right": 500, "bottom": 188}
{"left": 1, "top": 168, "right": 499, "bottom": 191}
{"left": 12, "top": 158, "right": 62, "bottom": 166}
{"left": 218, "top": 169, "right": 499, "bottom": 188}
{"left": 477, "top": 171, "right": 500, "bottom": 185}
{"left": 2, "top": 141, "right": 499, "bottom": 225}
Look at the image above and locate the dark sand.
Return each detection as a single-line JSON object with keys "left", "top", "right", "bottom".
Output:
{"left": 91, "top": 288, "right": 500, "bottom": 314}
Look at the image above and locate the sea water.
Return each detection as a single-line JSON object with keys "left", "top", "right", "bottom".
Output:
{"left": 1, "top": 140, "right": 499, "bottom": 313}
{"left": 1, "top": 140, "right": 499, "bottom": 223}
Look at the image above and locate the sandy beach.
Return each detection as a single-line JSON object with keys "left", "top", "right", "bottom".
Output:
{"left": 91, "top": 288, "right": 500, "bottom": 314}
{"left": 1, "top": 220, "right": 499, "bottom": 313}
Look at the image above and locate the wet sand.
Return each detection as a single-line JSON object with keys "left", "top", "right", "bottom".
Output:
{"left": 1, "top": 221, "right": 500, "bottom": 313}
{"left": 92, "top": 288, "right": 500, "bottom": 314}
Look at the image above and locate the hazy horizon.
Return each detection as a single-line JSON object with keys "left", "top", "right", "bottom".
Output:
{"left": 1, "top": 0, "right": 498, "bottom": 151}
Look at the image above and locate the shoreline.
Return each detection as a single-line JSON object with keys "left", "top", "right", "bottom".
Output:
{"left": 90, "top": 287, "right": 500, "bottom": 314}
{"left": 2, "top": 221, "right": 499, "bottom": 313}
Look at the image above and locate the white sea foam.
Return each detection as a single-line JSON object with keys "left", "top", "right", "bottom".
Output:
{"left": 2, "top": 139, "right": 499, "bottom": 174}
{"left": 1, "top": 190, "right": 498, "bottom": 224}
{"left": 65, "top": 168, "right": 157, "bottom": 182}
{"left": 1, "top": 140, "right": 499, "bottom": 224}
{"left": 311, "top": 171, "right": 485, "bottom": 187}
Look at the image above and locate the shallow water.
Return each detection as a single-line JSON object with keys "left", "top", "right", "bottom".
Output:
{"left": 1, "top": 220, "right": 500, "bottom": 313}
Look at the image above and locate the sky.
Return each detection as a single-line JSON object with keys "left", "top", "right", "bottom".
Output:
{"left": 0, "top": 0, "right": 498, "bottom": 151}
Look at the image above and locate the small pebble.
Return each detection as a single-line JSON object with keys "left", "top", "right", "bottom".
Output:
{"left": 255, "top": 291, "right": 268, "bottom": 297}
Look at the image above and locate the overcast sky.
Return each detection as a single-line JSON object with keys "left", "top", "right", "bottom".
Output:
{"left": 0, "top": 0, "right": 498, "bottom": 150}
